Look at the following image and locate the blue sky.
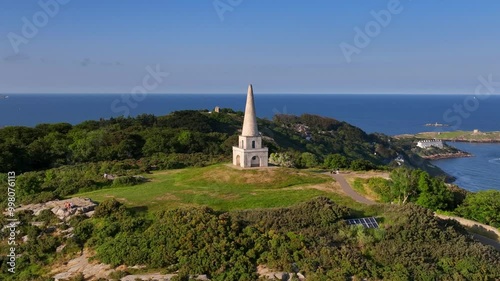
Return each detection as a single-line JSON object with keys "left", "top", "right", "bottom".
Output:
{"left": 0, "top": 0, "right": 499, "bottom": 94}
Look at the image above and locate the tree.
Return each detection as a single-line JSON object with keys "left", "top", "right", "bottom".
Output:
{"left": 0, "top": 141, "right": 29, "bottom": 172}
{"left": 93, "top": 199, "right": 128, "bottom": 219}
{"left": 324, "top": 154, "right": 349, "bottom": 169}
{"left": 27, "top": 132, "right": 71, "bottom": 169}
{"left": 116, "top": 134, "right": 144, "bottom": 159}
{"left": 142, "top": 129, "right": 171, "bottom": 156}
{"left": 389, "top": 168, "right": 418, "bottom": 204}
{"left": 69, "top": 130, "right": 104, "bottom": 162}
{"left": 299, "top": 152, "right": 318, "bottom": 168}
{"left": 415, "top": 172, "right": 453, "bottom": 211}
{"left": 269, "top": 152, "right": 295, "bottom": 167}
{"left": 16, "top": 172, "right": 44, "bottom": 202}
{"left": 135, "top": 113, "right": 157, "bottom": 127}
{"left": 174, "top": 130, "right": 193, "bottom": 153}
{"left": 455, "top": 190, "right": 500, "bottom": 228}
{"left": 350, "top": 159, "right": 376, "bottom": 171}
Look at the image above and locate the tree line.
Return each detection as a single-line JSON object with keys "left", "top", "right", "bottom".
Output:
{"left": 1, "top": 111, "right": 437, "bottom": 175}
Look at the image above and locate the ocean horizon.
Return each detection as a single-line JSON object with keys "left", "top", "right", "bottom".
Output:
{"left": 1, "top": 93, "right": 499, "bottom": 192}
{"left": 2, "top": 93, "right": 500, "bottom": 135}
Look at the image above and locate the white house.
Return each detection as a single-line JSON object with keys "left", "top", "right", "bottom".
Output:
{"left": 416, "top": 139, "right": 444, "bottom": 149}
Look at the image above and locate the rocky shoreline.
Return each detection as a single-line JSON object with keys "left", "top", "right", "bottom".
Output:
{"left": 422, "top": 152, "right": 473, "bottom": 160}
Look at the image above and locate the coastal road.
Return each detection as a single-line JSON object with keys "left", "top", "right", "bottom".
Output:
{"left": 330, "top": 173, "right": 376, "bottom": 205}
{"left": 435, "top": 214, "right": 500, "bottom": 251}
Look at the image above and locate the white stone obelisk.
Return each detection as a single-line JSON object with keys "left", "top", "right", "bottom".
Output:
{"left": 232, "top": 85, "right": 268, "bottom": 167}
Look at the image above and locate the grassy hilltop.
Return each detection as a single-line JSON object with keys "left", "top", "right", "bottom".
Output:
{"left": 75, "top": 164, "right": 361, "bottom": 213}
{"left": 0, "top": 109, "right": 452, "bottom": 208}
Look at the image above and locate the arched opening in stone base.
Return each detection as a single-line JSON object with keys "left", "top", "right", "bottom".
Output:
{"left": 236, "top": 155, "right": 241, "bottom": 166}
{"left": 251, "top": 155, "right": 260, "bottom": 167}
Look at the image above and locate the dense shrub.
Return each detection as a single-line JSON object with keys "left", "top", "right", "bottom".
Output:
{"left": 112, "top": 175, "right": 143, "bottom": 186}
{"left": 349, "top": 159, "right": 376, "bottom": 171}
{"left": 88, "top": 198, "right": 500, "bottom": 280}
{"left": 93, "top": 199, "right": 128, "bottom": 218}
{"left": 2, "top": 197, "right": 499, "bottom": 280}
{"left": 455, "top": 190, "right": 500, "bottom": 228}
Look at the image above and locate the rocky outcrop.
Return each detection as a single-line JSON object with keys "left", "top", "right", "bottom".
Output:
{"left": 120, "top": 274, "right": 176, "bottom": 281}
{"left": 121, "top": 274, "right": 209, "bottom": 281}
{"left": 14, "top": 198, "right": 97, "bottom": 221}
{"left": 53, "top": 254, "right": 210, "bottom": 281}
{"left": 257, "top": 265, "right": 306, "bottom": 281}
{"left": 421, "top": 151, "right": 473, "bottom": 160}
{"left": 52, "top": 249, "right": 115, "bottom": 281}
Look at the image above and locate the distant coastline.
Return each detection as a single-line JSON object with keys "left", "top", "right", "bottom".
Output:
{"left": 396, "top": 130, "right": 500, "bottom": 143}
{"left": 394, "top": 131, "right": 500, "bottom": 190}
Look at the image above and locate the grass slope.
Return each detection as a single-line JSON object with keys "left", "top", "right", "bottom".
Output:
{"left": 416, "top": 130, "right": 500, "bottom": 141}
{"left": 344, "top": 171, "right": 390, "bottom": 203}
{"left": 75, "top": 164, "right": 368, "bottom": 213}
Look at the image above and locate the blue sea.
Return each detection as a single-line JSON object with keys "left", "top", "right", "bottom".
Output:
{"left": 433, "top": 142, "right": 500, "bottom": 192}
{"left": 1, "top": 94, "right": 499, "bottom": 192}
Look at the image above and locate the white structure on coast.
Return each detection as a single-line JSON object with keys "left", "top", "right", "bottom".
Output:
{"left": 416, "top": 139, "right": 444, "bottom": 149}
{"left": 232, "top": 85, "right": 268, "bottom": 168}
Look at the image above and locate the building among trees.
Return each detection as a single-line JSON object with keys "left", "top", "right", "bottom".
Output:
{"left": 416, "top": 139, "right": 444, "bottom": 149}
{"left": 232, "top": 85, "right": 268, "bottom": 167}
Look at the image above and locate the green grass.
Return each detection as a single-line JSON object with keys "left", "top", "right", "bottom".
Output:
{"left": 75, "top": 164, "right": 367, "bottom": 213}
{"left": 351, "top": 178, "right": 367, "bottom": 195}
{"left": 346, "top": 177, "right": 382, "bottom": 203}
{"left": 416, "top": 130, "right": 500, "bottom": 141}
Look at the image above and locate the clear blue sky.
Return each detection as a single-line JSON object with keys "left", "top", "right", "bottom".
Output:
{"left": 0, "top": 0, "right": 499, "bottom": 94}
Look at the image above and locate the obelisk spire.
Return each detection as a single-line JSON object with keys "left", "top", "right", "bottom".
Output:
{"left": 241, "top": 84, "right": 259, "bottom": 136}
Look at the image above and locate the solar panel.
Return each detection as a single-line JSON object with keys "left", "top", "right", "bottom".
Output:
{"left": 345, "top": 217, "right": 379, "bottom": 228}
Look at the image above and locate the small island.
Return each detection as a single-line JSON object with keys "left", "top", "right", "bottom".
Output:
{"left": 424, "top": 122, "right": 449, "bottom": 127}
